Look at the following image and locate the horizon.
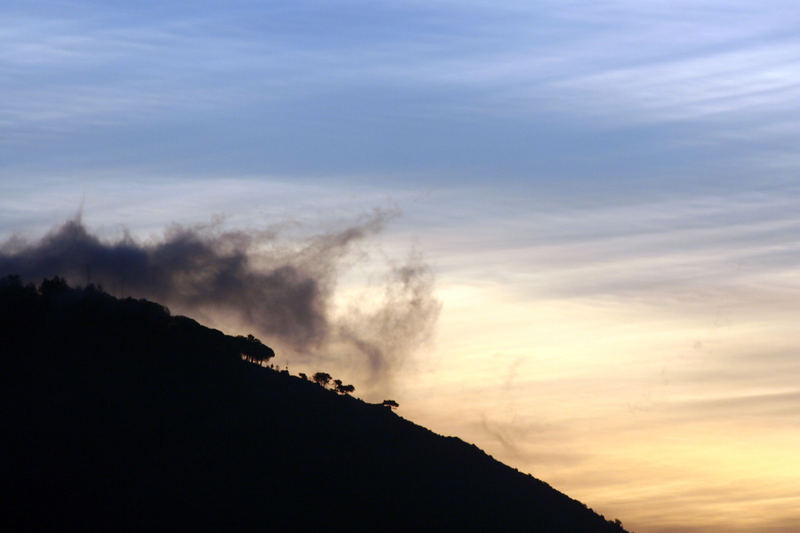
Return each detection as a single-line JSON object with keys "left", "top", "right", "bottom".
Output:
{"left": 3, "top": 2, "right": 800, "bottom": 531}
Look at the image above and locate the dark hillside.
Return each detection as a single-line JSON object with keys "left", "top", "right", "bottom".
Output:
{"left": 1, "top": 276, "right": 628, "bottom": 532}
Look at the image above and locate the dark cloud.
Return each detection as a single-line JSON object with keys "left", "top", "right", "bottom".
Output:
{"left": 0, "top": 211, "right": 439, "bottom": 380}
{"left": 338, "top": 255, "right": 441, "bottom": 379}
{"left": 480, "top": 415, "right": 523, "bottom": 459}
{"left": 477, "top": 416, "right": 582, "bottom": 466}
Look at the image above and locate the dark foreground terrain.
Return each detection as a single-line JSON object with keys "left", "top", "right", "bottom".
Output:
{"left": 2, "top": 276, "right": 628, "bottom": 532}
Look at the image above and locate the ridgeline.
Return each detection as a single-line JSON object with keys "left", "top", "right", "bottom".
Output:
{"left": 1, "top": 276, "right": 628, "bottom": 532}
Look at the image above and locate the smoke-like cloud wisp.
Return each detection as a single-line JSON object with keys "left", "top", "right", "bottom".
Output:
{"left": 338, "top": 255, "right": 440, "bottom": 378}
{"left": 0, "top": 211, "right": 440, "bottom": 381}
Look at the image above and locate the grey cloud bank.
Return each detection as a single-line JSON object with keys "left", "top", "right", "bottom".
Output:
{"left": 0, "top": 213, "right": 440, "bottom": 381}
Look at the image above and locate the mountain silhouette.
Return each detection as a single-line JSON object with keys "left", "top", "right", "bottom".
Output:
{"left": 2, "top": 275, "right": 629, "bottom": 532}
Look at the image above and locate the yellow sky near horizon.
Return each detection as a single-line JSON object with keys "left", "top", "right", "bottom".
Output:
{"left": 393, "top": 275, "right": 800, "bottom": 533}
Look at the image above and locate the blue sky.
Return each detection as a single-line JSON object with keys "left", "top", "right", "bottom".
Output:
{"left": 4, "top": 1, "right": 799, "bottom": 192}
{"left": 3, "top": 2, "right": 800, "bottom": 532}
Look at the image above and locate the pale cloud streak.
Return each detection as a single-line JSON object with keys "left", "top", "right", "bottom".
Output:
{"left": 397, "top": 186, "right": 800, "bottom": 532}
{"left": 4, "top": 1, "right": 800, "bottom": 135}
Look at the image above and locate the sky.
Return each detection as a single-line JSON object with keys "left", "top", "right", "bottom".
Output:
{"left": 2, "top": 1, "right": 800, "bottom": 531}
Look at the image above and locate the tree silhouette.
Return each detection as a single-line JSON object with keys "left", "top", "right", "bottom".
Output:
{"left": 381, "top": 399, "right": 399, "bottom": 409}
{"left": 237, "top": 333, "right": 275, "bottom": 364}
{"left": 313, "top": 372, "right": 332, "bottom": 388}
{"left": 334, "top": 379, "right": 355, "bottom": 395}
{"left": 39, "top": 276, "right": 69, "bottom": 295}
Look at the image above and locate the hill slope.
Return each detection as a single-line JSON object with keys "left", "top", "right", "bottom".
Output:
{"left": 1, "top": 276, "right": 628, "bottom": 532}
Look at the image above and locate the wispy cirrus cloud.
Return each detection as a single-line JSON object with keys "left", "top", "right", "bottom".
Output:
{"left": 3, "top": 1, "right": 800, "bottom": 184}
{"left": 5, "top": 1, "right": 800, "bottom": 129}
{"left": 405, "top": 184, "right": 800, "bottom": 532}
